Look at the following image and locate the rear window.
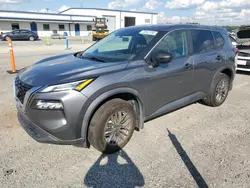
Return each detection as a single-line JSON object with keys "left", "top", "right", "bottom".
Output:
{"left": 191, "top": 30, "right": 214, "bottom": 53}
{"left": 237, "top": 29, "right": 250, "bottom": 39}
{"left": 212, "top": 31, "right": 225, "bottom": 49}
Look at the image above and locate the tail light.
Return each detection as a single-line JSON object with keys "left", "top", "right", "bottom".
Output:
{"left": 234, "top": 47, "right": 239, "bottom": 54}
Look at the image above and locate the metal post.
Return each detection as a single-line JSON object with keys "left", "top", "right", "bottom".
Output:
{"left": 66, "top": 38, "right": 69, "bottom": 50}
{"left": 46, "top": 35, "right": 51, "bottom": 46}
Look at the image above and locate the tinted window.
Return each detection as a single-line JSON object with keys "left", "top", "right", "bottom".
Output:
{"left": 43, "top": 24, "right": 50, "bottom": 31}
{"left": 191, "top": 30, "right": 214, "bottom": 53}
{"left": 213, "top": 31, "right": 224, "bottom": 49}
{"left": 13, "top": 30, "right": 20, "bottom": 34}
{"left": 87, "top": 25, "right": 92, "bottom": 31}
{"left": 152, "top": 30, "right": 188, "bottom": 58}
{"left": 59, "top": 24, "right": 65, "bottom": 31}
{"left": 21, "top": 30, "right": 30, "bottom": 34}
{"left": 11, "top": 23, "right": 19, "bottom": 30}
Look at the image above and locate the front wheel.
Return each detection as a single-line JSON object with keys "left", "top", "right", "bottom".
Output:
{"left": 203, "top": 73, "right": 230, "bottom": 107}
{"left": 4, "top": 36, "right": 11, "bottom": 41}
{"left": 88, "top": 99, "right": 136, "bottom": 154}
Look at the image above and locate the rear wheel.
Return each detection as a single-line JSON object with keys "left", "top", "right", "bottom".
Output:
{"left": 29, "top": 36, "right": 35, "bottom": 41}
{"left": 88, "top": 99, "right": 136, "bottom": 154}
{"left": 203, "top": 73, "right": 230, "bottom": 107}
{"left": 92, "top": 36, "right": 97, "bottom": 41}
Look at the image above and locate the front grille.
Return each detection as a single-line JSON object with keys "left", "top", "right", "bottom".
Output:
{"left": 15, "top": 77, "right": 32, "bottom": 104}
{"left": 238, "top": 51, "right": 250, "bottom": 57}
{"left": 237, "top": 64, "right": 250, "bottom": 69}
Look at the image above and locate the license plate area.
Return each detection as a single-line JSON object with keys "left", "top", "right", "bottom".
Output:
{"left": 238, "top": 59, "right": 247, "bottom": 65}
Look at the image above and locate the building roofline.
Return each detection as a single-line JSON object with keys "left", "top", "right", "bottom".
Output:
{"left": 0, "top": 17, "right": 95, "bottom": 23}
{"left": 0, "top": 9, "right": 95, "bottom": 18}
{"left": 59, "top": 8, "right": 158, "bottom": 15}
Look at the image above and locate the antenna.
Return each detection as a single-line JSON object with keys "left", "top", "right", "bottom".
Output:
{"left": 81, "top": 0, "right": 83, "bottom": 8}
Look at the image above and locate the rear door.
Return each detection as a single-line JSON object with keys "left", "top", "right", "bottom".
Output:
{"left": 143, "top": 29, "right": 194, "bottom": 116}
{"left": 190, "top": 29, "right": 225, "bottom": 93}
{"left": 20, "top": 30, "right": 30, "bottom": 40}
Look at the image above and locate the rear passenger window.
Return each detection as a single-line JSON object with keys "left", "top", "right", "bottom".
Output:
{"left": 191, "top": 30, "right": 214, "bottom": 53}
{"left": 213, "top": 31, "right": 225, "bottom": 49}
{"left": 153, "top": 30, "right": 188, "bottom": 58}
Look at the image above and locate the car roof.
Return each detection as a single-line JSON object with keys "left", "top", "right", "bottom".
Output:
{"left": 122, "top": 24, "right": 227, "bottom": 33}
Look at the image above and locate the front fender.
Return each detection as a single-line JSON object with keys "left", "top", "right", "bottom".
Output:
{"left": 79, "top": 87, "right": 145, "bottom": 143}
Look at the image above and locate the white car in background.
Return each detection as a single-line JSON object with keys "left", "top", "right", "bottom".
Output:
{"left": 234, "top": 26, "right": 250, "bottom": 72}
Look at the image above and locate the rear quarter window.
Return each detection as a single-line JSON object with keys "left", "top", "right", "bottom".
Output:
{"left": 212, "top": 31, "right": 225, "bottom": 49}
{"left": 191, "top": 29, "right": 214, "bottom": 53}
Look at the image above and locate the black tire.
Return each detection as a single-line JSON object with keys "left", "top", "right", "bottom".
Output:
{"left": 92, "top": 36, "right": 97, "bottom": 41}
{"left": 4, "top": 36, "right": 11, "bottom": 41}
{"left": 88, "top": 99, "right": 136, "bottom": 154}
{"left": 29, "top": 36, "right": 35, "bottom": 41}
{"left": 203, "top": 73, "right": 230, "bottom": 107}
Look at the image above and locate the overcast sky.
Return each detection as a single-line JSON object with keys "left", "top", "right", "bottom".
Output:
{"left": 0, "top": 0, "right": 250, "bottom": 25}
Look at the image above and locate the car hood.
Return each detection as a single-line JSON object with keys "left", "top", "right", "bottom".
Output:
{"left": 18, "top": 53, "right": 128, "bottom": 86}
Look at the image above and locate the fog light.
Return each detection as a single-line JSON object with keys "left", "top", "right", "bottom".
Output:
{"left": 36, "top": 100, "right": 63, "bottom": 110}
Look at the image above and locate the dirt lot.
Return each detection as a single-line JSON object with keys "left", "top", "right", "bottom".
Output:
{"left": 0, "top": 41, "right": 250, "bottom": 188}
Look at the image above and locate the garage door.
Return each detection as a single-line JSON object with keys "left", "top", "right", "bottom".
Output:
{"left": 103, "top": 16, "right": 116, "bottom": 32}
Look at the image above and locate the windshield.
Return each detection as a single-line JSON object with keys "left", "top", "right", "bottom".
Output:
{"left": 82, "top": 28, "right": 159, "bottom": 62}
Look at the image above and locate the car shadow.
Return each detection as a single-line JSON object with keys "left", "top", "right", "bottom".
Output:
{"left": 84, "top": 149, "right": 144, "bottom": 188}
{"left": 167, "top": 129, "right": 209, "bottom": 188}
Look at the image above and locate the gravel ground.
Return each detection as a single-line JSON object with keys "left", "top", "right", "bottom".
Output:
{"left": 0, "top": 44, "right": 250, "bottom": 188}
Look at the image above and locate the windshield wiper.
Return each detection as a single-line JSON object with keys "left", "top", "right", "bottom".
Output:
{"left": 81, "top": 55, "right": 106, "bottom": 62}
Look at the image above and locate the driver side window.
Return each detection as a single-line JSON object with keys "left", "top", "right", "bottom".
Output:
{"left": 152, "top": 30, "right": 188, "bottom": 58}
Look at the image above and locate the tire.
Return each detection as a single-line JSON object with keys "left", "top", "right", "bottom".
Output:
{"left": 29, "top": 36, "right": 35, "bottom": 41}
{"left": 88, "top": 99, "right": 136, "bottom": 154}
{"left": 92, "top": 36, "right": 97, "bottom": 41}
{"left": 203, "top": 73, "right": 230, "bottom": 107}
{"left": 4, "top": 36, "right": 11, "bottom": 41}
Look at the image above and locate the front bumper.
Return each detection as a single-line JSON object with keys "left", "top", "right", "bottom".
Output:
{"left": 15, "top": 89, "right": 90, "bottom": 147}
{"left": 18, "top": 111, "right": 86, "bottom": 146}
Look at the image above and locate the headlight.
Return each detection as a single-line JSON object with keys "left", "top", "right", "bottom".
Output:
{"left": 40, "top": 78, "right": 94, "bottom": 93}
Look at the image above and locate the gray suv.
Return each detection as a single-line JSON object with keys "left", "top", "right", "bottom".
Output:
{"left": 14, "top": 24, "right": 236, "bottom": 154}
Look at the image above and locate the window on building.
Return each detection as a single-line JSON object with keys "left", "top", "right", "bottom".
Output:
{"left": 191, "top": 30, "right": 214, "bottom": 53}
{"left": 145, "top": 19, "right": 151, "bottom": 23}
{"left": 87, "top": 25, "right": 92, "bottom": 31}
{"left": 11, "top": 23, "right": 19, "bottom": 30}
{"left": 43, "top": 24, "right": 50, "bottom": 31}
{"left": 152, "top": 30, "right": 188, "bottom": 58}
{"left": 59, "top": 24, "right": 65, "bottom": 31}
{"left": 212, "top": 31, "right": 225, "bottom": 49}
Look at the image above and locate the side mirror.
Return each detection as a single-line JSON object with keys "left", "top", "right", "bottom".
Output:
{"left": 150, "top": 51, "right": 173, "bottom": 68}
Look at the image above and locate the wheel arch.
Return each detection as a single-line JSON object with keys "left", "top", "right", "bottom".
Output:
{"left": 212, "top": 66, "right": 235, "bottom": 91}
{"left": 80, "top": 88, "right": 145, "bottom": 144}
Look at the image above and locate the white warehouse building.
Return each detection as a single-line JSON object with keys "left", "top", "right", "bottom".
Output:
{"left": 0, "top": 8, "right": 158, "bottom": 37}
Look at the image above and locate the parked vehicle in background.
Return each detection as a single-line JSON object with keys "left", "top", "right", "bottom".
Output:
{"left": 51, "top": 30, "right": 66, "bottom": 39}
{"left": 235, "top": 26, "right": 250, "bottom": 72}
{"left": 14, "top": 24, "right": 236, "bottom": 154}
{"left": 1, "top": 29, "right": 39, "bottom": 41}
{"left": 92, "top": 18, "right": 109, "bottom": 41}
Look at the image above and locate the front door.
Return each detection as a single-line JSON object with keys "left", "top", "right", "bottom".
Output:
{"left": 143, "top": 29, "right": 194, "bottom": 116}
{"left": 75, "top": 24, "right": 80, "bottom": 36}
{"left": 30, "top": 22, "right": 37, "bottom": 33}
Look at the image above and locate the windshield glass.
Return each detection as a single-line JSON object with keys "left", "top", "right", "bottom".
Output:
{"left": 82, "top": 28, "right": 159, "bottom": 62}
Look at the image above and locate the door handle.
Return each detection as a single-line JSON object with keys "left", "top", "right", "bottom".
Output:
{"left": 216, "top": 55, "right": 222, "bottom": 61}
